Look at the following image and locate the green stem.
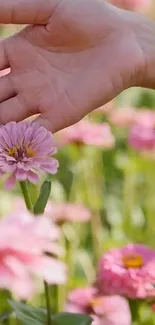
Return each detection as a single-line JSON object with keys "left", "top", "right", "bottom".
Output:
{"left": 129, "top": 299, "right": 141, "bottom": 324}
{"left": 44, "top": 281, "right": 52, "bottom": 325}
{"left": 20, "top": 181, "right": 33, "bottom": 212}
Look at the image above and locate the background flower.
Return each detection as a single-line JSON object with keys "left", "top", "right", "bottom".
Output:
{"left": 0, "top": 121, "right": 58, "bottom": 188}
{"left": 66, "top": 287, "right": 131, "bottom": 325}
{"left": 0, "top": 211, "right": 66, "bottom": 299}
{"left": 56, "top": 120, "right": 115, "bottom": 148}
{"left": 97, "top": 244, "right": 155, "bottom": 299}
{"left": 108, "top": 0, "right": 151, "bottom": 12}
{"left": 129, "top": 125, "right": 155, "bottom": 151}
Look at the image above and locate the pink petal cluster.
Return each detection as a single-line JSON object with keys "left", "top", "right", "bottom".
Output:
{"left": 96, "top": 244, "right": 155, "bottom": 299}
{"left": 108, "top": 107, "right": 136, "bottom": 128}
{"left": 46, "top": 202, "right": 91, "bottom": 224}
{"left": 108, "top": 108, "right": 155, "bottom": 129}
{"left": 0, "top": 211, "right": 66, "bottom": 299}
{"left": 0, "top": 121, "right": 59, "bottom": 188}
{"left": 57, "top": 120, "right": 115, "bottom": 149}
{"left": 129, "top": 125, "right": 155, "bottom": 151}
{"left": 108, "top": 0, "right": 151, "bottom": 12}
{"left": 66, "top": 287, "right": 131, "bottom": 325}
{"left": 13, "top": 198, "right": 91, "bottom": 224}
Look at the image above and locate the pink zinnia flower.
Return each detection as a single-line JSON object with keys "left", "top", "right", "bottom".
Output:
{"left": 0, "top": 121, "right": 58, "bottom": 188}
{"left": 0, "top": 211, "right": 66, "bottom": 299}
{"left": 57, "top": 120, "right": 115, "bottom": 149}
{"left": 134, "top": 109, "right": 155, "bottom": 127}
{"left": 13, "top": 198, "right": 91, "bottom": 224}
{"left": 66, "top": 287, "right": 131, "bottom": 325}
{"left": 109, "top": 107, "right": 136, "bottom": 128}
{"left": 129, "top": 125, "right": 155, "bottom": 151}
{"left": 46, "top": 202, "right": 91, "bottom": 224}
{"left": 96, "top": 244, "right": 155, "bottom": 299}
{"left": 108, "top": 0, "right": 151, "bottom": 12}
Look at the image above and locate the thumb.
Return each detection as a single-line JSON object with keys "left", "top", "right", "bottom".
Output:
{"left": 0, "top": 0, "right": 56, "bottom": 24}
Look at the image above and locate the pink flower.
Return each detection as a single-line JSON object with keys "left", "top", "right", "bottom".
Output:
{"left": 109, "top": 107, "right": 136, "bottom": 128}
{"left": 13, "top": 198, "right": 91, "bottom": 224}
{"left": 46, "top": 202, "right": 91, "bottom": 224}
{"left": 108, "top": 0, "right": 151, "bottom": 12}
{"left": 56, "top": 120, "right": 115, "bottom": 149}
{"left": 129, "top": 125, "right": 155, "bottom": 151}
{"left": 96, "top": 244, "right": 155, "bottom": 299}
{"left": 134, "top": 109, "right": 155, "bottom": 127}
{"left": 66, "top": 287, "right": 131, "bottom": 325}
{"left": 0, "top": 211, "right": 66, "bottom": 299}
{"left": 0, "top": 121, "right": 58, "bottom": 188}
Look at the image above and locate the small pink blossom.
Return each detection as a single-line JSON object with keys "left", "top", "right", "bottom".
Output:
{"left": 46, "top": 202, "right": 91, "bottom": 224}
{"left": 134, "top": 109, "right": 155, "bottom": 127}
{"left": 0, "top": 121, "right": 59, "bottom": 188}
{"left": 66, "top": 287, "right": 131, "bottom": 325}
{"left": 96, "top": 244, "right": 155, "bottom": 299}
{"left": 109, "top": 107, "right": 136, "bottom": 128}
{"left": 129, "top": 124, "right": 155, "bottom": 151}
{"left": 108, "top": 0, "right": 151, "bottom": 12}
{"left": 0, "top": 211, "right": 66, "bottom": 299}
{"left": 13, "top": 198, "right": 91, "bottom": 224}
{"left": 57, "top": 120, "right": 115, "bottom": 148}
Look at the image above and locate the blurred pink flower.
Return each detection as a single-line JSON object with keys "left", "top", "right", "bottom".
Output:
{"left": 134, "top": 109, "right": 155, "bottom": 127}
{"left": 57, "top": 120, "right": 115, "bottom": 148}
{"left": 46, "top": 202, "right": 91, "bottom": 224}
{"left": 108, "top": 0, "right": 151, "bottom": 12}
{"left": 66, "top": 287, "right": 131, "bottom": 325}
{"left": 96, "top": 244, "right": 155, "bottom": 299}
{"left": 108, "top": 107, "right": 136, "bottom": 128}
{"left": 0, "top": 211, "right": 66, "bottom": 299}
{"left": 129, "top": 124, "right": 155, "bottom": 151}
{"left": 13, "top": 198, "right": 91, "bottom": 224}
{"left": 0, "top": 121, "right": 58, "bottom": 188}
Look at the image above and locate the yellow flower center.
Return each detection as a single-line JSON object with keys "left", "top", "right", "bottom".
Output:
{"left": 122, "top": 254, "right": 143, "bottom": 268}
{"left": 8, "top": 147, "right": 18, "bottom": 156}
{"left": 90, "top": 298, "right": 102, "bottom": 307}
{"left": 8, "top": 146, "right": 35, "bottom": 159}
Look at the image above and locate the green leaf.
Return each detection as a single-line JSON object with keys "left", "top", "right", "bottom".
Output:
{"left": 9, "top": 300, "right": 46, "bottom": 325}
{"left": 33, "top": 180, "right": 51, "bottom": 215}
{"left": 53, "top": 313, "right": 93, "bottom": 325}
{"left": 9, "top": 301, "right": 93, "bottom": 325}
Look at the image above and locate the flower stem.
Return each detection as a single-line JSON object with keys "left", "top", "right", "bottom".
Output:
{"left": 44, "top": 281, "right": 52, "bottom": 325}
{"left": 20, "top": 181, "right": 33, "bottom": 212}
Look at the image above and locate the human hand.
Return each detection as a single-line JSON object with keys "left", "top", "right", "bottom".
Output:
{"left": 0, "top": 0, "right": 154, "bottom": 132}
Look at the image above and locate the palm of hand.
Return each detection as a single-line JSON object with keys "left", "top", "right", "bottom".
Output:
{"left": 0, "top": 0, "right": 144, "bottom": 131}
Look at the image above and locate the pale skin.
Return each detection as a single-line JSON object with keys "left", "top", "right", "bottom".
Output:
{"left": 0, "top": 0, "right": 155, "bottom": 132}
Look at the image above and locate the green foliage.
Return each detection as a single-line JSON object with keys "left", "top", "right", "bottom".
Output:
{"left": 9, "top": 301, "right": 92, "bottom": 325}
{"left": 33, "top": 180, "right": 51, "bottom": 215}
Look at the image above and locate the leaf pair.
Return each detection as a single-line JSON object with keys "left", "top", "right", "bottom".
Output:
{"left": 9, "top": 300, "right": 93, "bottom": 325}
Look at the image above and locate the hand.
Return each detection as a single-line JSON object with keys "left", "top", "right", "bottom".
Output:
{"left": 0, "top": 0, "right": 153, "bottom": 132}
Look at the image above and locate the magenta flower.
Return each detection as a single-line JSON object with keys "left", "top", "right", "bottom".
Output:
{"left": 129, "top": 125, "right": 155, "bottom": 151}
{"left": 66, "top": 287, "right": 131, "bottom": 325}
{"left": 57, "top": 120, "right": 115, "bottom": 149}
{"left": 108, "top": 0, "right": 151, "bottom": 12}
{"left": 0, "top": 121, "right": 58, "bottom": 188}
{"left": 0, "top": 211, "right": 66, "bottom": 299}
{"left": 96, "top": 244, "right": 155, "bottom": 299}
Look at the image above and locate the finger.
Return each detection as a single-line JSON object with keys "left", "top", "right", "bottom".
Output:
{"left": 0, "top": 40, "right": 9, "bottom": 70}
{"left": 0, "top": 95, "right": 37, "bottom": 124}
{"left": 0, "top": 0, "right": 55, "bottom": 24}
{"left": 0, "top": 73, "right": 15, "bottom": 102}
